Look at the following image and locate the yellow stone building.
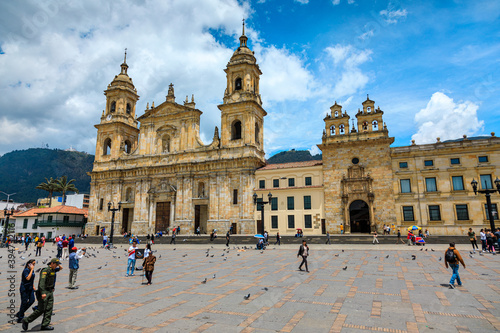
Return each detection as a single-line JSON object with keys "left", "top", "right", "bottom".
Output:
{"left": 87, "top": 27, "right": 266, "bottom": 236}
{"left": 87, "top": 28, "right": 499, "bottom": 236}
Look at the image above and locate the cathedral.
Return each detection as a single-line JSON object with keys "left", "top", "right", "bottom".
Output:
{"left": 87, "top": 25, "right": 500, "bottom": 237}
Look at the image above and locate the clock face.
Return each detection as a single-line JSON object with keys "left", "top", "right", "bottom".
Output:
{"left": 106, "top": 114, "right": 112, "bottom": 121}
{"left": 231, "top": 92, "right": 240, "bottom": 101}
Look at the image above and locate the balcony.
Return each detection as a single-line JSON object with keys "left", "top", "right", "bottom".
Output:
{"left": 35, "top": 220, "right": 86, "bottom": 228}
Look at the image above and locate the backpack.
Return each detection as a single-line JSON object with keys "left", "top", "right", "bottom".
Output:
{"left": 445, "top": 248, "right": 456, "bottom": 263}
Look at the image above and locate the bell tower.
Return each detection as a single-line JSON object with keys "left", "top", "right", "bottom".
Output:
{"left": 218, "top": 20, "right": 266, "bottom": 151}
{"left": 95, "top": 50, "right": 140, "bottom": 161}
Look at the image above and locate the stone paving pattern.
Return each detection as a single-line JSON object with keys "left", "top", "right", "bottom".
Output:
{"left": 0, "top": 243, "right": 499, "bottom": 332}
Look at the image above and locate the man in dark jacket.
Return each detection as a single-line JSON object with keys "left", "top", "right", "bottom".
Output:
{"left": 22, "top": 258, "right": 61, "bottom": 331}
{"left": 297, "top": 240, "right": 309, "bottom": 273}
{"left": 444, "top": 242, "right": 466, "bottom": 288}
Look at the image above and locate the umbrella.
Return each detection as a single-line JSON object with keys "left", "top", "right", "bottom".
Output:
{"left": 407, "top": 226, "right": 421, "bottom": 231}
{"left": 254, "top": 234, "right": 265, "bottom": 238}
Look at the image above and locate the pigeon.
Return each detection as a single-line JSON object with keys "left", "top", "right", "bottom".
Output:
{"left": 420, "top": 248, "right": 423, "bottom": 251}
{"left": 97, "top": 266, "right": 102, "bottom": 269}
{"left": 158, "top": 255, "right": 161, "bottom": 259}
{"left": 36, "top": 268, "right": 41, "bottom": 273}
{"left": 439, "top": 257, "right": 442, "bottom": 261}
{"left": 21, "top": 256, "right": 25, "bottom": 260}
{"left": 335, "top": 254, "right": 339, "bottom": 257}
{"left": 469, "top": 254, "right": 474, "bottom": 258}
{"left": 105, "top": 263, "right": 108, "bottom": 266}
{"left": 182, "top": 254, "right": 187, "bottom": 257}
{"left": 244, "top": 294, "right": 250, "bottom": 300}
{"left": 470, "top": 251, "right": 473, "bottom": 254}
{"left": 237, "top": 254, "right": 240, "bottom": 256}
{"left": 260, "top": 251, "right": 264, "bottom": 254}
{"left": 342, "top": 266, "right": 347, "bottom": 270}
{"left": 342, "top": 249, "right": 344, "bottom": 252}
{"left": 201, "top": 278, "right": 207, "bottom": 284}
{"left": 210, "top": 255, "right": 214, "bottom": 257}
{"left": 263, "top": 287, "right": 268, "bottom": 291}
{"left": 223, "top": 258, "right": 227, "bottom": 261}
{"left": 18, "top": 251, "right": 22, "bottom": 254}
{"left": 385, "top": 255, "right": 389, "bottom": 258}
{"left": 213, "top": 274, "right": 216, "bottom": 279}
{"left": 479, "top": 253, "right": 484, "bottom": 256}
{"left": 425, "top": 249, "right": 428, "bottom": 251}
{"left": 173, "top": 248, "right": 176, "bottom": 251}
{"left": 374, "top": 256, "right": 377, "bottom": 259}
{"left": 431, "top": 249, "right": 435, "bottom": 252}
{"left": 206, "top": 254, "right": 209, "bottom": 257}
{"left": 411, "top": 255, "right": 416, "bottom": 260}
{"left": 28, "top": 253, "right": 31, "bottom": 257}
{"left": 221, "top": 253, "right": 225, "bottom": 257}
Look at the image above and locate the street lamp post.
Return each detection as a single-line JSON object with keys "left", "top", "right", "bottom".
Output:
{"left": 107, "top": 202, "right": 121, "bottom": 247}
{"left": 471, "top": 178, "right": 500, "bottom": 232}
{"left": 253, "top": 192, "right": 273, "bottom": 235}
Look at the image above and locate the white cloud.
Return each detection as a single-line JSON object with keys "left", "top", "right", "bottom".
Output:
{"left": 411, "top": 92, "right": 484, "bottom": 144}
{"left": 308, "top": 144, "right": 321, "bottom": 156}
{"left": 380, "top": 8, "right": 408, "bottom": 24}
{"left": 295, "top": 0, "right": 309, "bottom": 4}
{"left": 332, "top": 0, "right": 355, "bottom": 5}
{"left": 324, "top": 45, "right": 372, "bottom": 98}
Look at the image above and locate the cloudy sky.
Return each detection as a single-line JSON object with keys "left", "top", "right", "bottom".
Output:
{"left": 1, "top": 0, "right": 499, "bottom": 157}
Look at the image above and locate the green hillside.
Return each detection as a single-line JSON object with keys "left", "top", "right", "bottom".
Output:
{"left": 0, "top": 148, "right": 94, "bottom": 203}
{"left": 267, "top": 149, "right": 322, "bottom": 164}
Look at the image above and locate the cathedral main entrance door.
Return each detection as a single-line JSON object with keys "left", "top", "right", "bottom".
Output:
{"left": 156, "top": 202, "right": 170, "bottom": 233}
{"left": 349, "top": 200, "right": 370, "bottom": 233}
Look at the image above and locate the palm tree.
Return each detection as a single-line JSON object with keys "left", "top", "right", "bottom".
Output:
{"left": 36, "top": 177, "right": 58, "bottom": 207}
{"left": 55, "top": 176, "right": 79, "bottom": 205}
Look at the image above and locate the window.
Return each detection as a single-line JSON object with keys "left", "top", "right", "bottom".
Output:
{"left": 124, "top": 140, "right": 132, "bottom": 154}
{"left": 424, "top": 160, "right": 434, "bottom": 167}
{"left": 288, "top": 178, "right": 295, "bottom": 187}
{"left": 287, "top": 197, "right": 294, "bottom": 210}
{"left": 99, "top": 198, "right": 104, "bottom": 211}
{"left": 402, "top": 206, "right": 414, "bottom": 221}
{"left": 288, "top": 215, "right": 295, "bottom": 228}
{"left": 255, "top": 123, "right": 260, "bottom": 143}
{"left": 485, "top": 204, "right": 499, "bottom": 220}
{"left": 33, "top": 219, "right": 38, "bottom": 229}
{"left": 256, "top": 198, "right": 263, "bottom": 211}
{"left": 271, "top": 197, "right": 278, "bottom": 211}
{"left": 400, "top": 179, "right": 411, "bottom": 193}
{"left": 450, "top": 158, "right": 460, "bottom": 165}
{"left": 103, "top": 138, "right": 112, "bottom": 156}
{"left": 372, "top": 120, "right": 378, "bottom": 131}
{"left": 63, "top": 216, "right": 69, "bottom": 223}
{"left": 428, "top": 205, "right": 441, "bottom": 221}
{"left": 259, "top": 180, "right": 265, "bottom": 189}
{"left": 305, "top": 177, "right": 312, "bottom": 186}
{"left": 233, "top": 189, "right": 238, "bottom": 205}
{"left": 126, "top": 103, "right": 131, "bottom": 114}
{"left": 304, "top": 196, "right": 311, "bottom": 210}
{"left": 23, "top": 219, "right": 28, "bottom": 229}
{"left": 235, "top": 77, "right": 242, "bottom": 91}
{"left": 452, "top": 176, "right": 464, "bottom": 191}
{"left": 271, "top": 216, "right": 278, "bottom": 229}
{"left": 273, "top": 179, "right": 280, "bottom": 188}
{"left": 480, "top": 174, "right": 493, "bottom": 189}
{"left": 110, "top": 101, "right": 116, "bottom": 113}
{"left": 478, "top": 156, "right": 488, "bottom": 163}
{"left": 47, "top": 216, "right": 53, "bottom": 222}
{"left": 399, "top": 162, "right": 408, "bottom": 168}
{"left": 304, "top": 215, "right": 312, "bottom": 228}
{"left": 231, "top": 120, "right": 242, "bottom": 140}
{"left": 455, "top": 205, "right": 469, "bottom": 220}
{"left": 425, "top": 177, "right": 437, "bottom": 192}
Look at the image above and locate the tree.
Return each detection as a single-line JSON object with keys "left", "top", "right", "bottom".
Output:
{"left": 55, "top": 176, "right": 79, "bottom": 205}
{"left": 35, "top": 177, "right": 58, "bottom": 207}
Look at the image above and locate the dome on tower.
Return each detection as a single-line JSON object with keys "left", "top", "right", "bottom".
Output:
{"left": 107, "top": 50, "right": 137, "bottom": 92}
{"left": 228, "top": 20, "right": 257, "bottom": 66}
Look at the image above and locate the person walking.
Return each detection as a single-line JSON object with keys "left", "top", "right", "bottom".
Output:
{"left": 170, "top": 232, "right": 176, "bottom": 244}
{"left": 22, "top": 258, "right": 61, "bottom": 331}
{"left": 225, "top": 231, "right": 230, "bottom": 247}
{"left": 297, "top": 240, "right": 309, "bottom": 273}
{"left": 444, "top": 242, "right": 465, "bottom": 288}
{"left": 396, "top": 229, "right": 405, "bottom": 244}
{"left": 407, "top": 231, "right": 413, "bottom": 246}
{"left": 486, "top": 229, "right": 495, "bottom": 253}
{"left": 325, "top": 231, "right": 331, "bottom": 245}
{"left": 196, "top": 226, "right": 200, "bottom": 236}
{"left": 468, "top": 228, "right": 478, "bottom": 253}
{"left": 24, "top": 235, "right": 31, "bottom": 251}
{"left": 16, "top": 259, "right": 36, "bottom": 323}
{"left": 68, "top": 247, "right": 86, "bottom": 289}
{"left": 142, "top": 250, "right": 157, "bottom": 285}
{"left": 102, "top": 234, "right": 108, "bottom": 248}
{"left": 126, "top": 240, "right": 138, "bottom": 277}
{"left": 275, "top": 232, "right": 281, "bottom": 246}
{"left": 61, "top": 237, "right": 69, "bottom": 260}
{"left": 35, "top": 237, "right": 43, "bottom": 256}
{"left": 480, "top": 229, "right": 487, "bottom": 252}
{"left": 372, "top": 231, "right": 379, "bottom": 244}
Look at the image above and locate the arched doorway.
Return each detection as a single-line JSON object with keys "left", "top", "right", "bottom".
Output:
{"left": 349, "top": 200, "right": 370, "bottom": 233}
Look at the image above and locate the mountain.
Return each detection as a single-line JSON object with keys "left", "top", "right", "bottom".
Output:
{"left": 267, "top": 149, "right": 322, "bottom": 164}
{"left": 0, "top": 148, "right": 94, "bottom": 203}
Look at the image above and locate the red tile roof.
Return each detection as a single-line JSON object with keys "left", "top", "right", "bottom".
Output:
{"left": 14, "top": 206, "right": 88, "bottom": 218}
{"left": 258, "top": 160, "right": 323, "bottom": 171}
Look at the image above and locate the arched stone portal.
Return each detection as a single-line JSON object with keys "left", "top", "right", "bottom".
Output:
{"left": 349, "top": 200, "right": 370, "bottom": 233}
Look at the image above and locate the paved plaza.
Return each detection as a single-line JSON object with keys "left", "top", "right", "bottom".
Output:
{"left": 1, "top": 243, "right": 499, "bottom": 332}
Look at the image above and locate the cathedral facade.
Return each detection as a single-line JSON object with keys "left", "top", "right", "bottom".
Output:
{"left": 86, "top": 28, "right": 266, "bottom": 236}
{"left": 87, "top": 29, "right": 500, "bottom": 237}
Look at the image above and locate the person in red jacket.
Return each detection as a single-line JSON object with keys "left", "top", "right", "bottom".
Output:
{"left": 61, "top": 238, "right": 69, "bottom": 260}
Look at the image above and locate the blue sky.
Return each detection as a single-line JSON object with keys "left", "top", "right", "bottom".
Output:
{"left": 0, "top": 0, "right": 499, "bottom": 157}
